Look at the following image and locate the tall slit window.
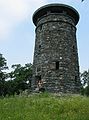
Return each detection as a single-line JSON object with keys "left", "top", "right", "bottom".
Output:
{"left": 73, "top": 45, "right": 75, "bottom": 52}
{"left": 56, "top": 61, "right": 59, "bottom": 70}
{"left": 75, "top": 76, "right": 77, "bottom": 83}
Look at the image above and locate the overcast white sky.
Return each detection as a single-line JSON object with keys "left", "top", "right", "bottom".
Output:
{"left": 0, "top": 0, "right": 89, "bottom": 72}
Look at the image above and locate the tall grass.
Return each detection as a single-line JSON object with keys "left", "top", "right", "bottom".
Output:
{"left": 0, "top": 93, "right": 89, "bottom": 120}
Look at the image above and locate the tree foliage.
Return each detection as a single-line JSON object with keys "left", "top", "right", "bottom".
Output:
{"left": 81, "top": 70, "right": 89, "bottom": 86}
{"left": 3, "top": 63, "right": 33, "bottom": 96}
{"left": 8, "top": 63, "right": 32, "bottom": 95}
{"left": 0, "top": 53, "right": 33, "bottom": 96}
{"left": 81, "top": 70, "right": 89, "bottom": 96}
{"left": 0, "top": 53, "right": 8, "bottom": 96}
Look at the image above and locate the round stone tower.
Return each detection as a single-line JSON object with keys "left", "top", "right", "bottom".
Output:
{"left": 32, "top": 4, "right": 81, "bottom": 93}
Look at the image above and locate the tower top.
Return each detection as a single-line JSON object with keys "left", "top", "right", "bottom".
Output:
{"left": 33, "top": 3, "right": 79, "bottom": 26}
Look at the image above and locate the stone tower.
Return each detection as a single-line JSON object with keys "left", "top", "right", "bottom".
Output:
{"left": 32, "top": 4, "right": 81, "bottom": 93}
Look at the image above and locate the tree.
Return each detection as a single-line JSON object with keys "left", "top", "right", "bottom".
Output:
{"left": 81, "top": 70, "right": 89, "bottom": 87}
{"left": 8, "top": 63, "right": 32, "bottom": 95}
{"left": 81, "top": 70, "right": 89, "bottom": 96}
{"left": 0, "top": 53, "right": 8, "bottom": 96}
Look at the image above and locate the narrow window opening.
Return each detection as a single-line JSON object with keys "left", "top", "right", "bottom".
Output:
{"left": 56, "top": 61, "right": 59, "bottom": 70}
{"left": 39, "top": 45, "right": 41, "bottom": 48}
{"left": 75, "top": 76, "right": 77, "bottom": 83}
{"left": 73, "top": 45, "right": 75, "bottom": 52}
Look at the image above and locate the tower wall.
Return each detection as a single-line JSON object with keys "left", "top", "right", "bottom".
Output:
{"left": 32, "top": 4, "right": 81, "bottom": 93}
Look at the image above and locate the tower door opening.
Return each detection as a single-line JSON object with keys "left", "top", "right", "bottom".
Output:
{"left": 35, "top": 75, "right": 45, "bottom": 92}
{"left": 35, "top": 75, "right": 41, "bottom": 84}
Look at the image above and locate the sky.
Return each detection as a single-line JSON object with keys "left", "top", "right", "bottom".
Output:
{"left": 0, "top": 0, "right": 89, "bottom": 72}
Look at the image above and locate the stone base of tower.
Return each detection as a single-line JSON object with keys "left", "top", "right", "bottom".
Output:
{"left": 31, "top": 76, "right": 81, "bottom": 94}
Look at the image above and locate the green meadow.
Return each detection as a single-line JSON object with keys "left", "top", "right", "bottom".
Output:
{"left": 0, "top": 93, "right": 89, "bottom": 120}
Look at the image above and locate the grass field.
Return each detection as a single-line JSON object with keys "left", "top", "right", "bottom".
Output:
{"left": 0, "top": 93, "right": 89, "bottom": 120}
